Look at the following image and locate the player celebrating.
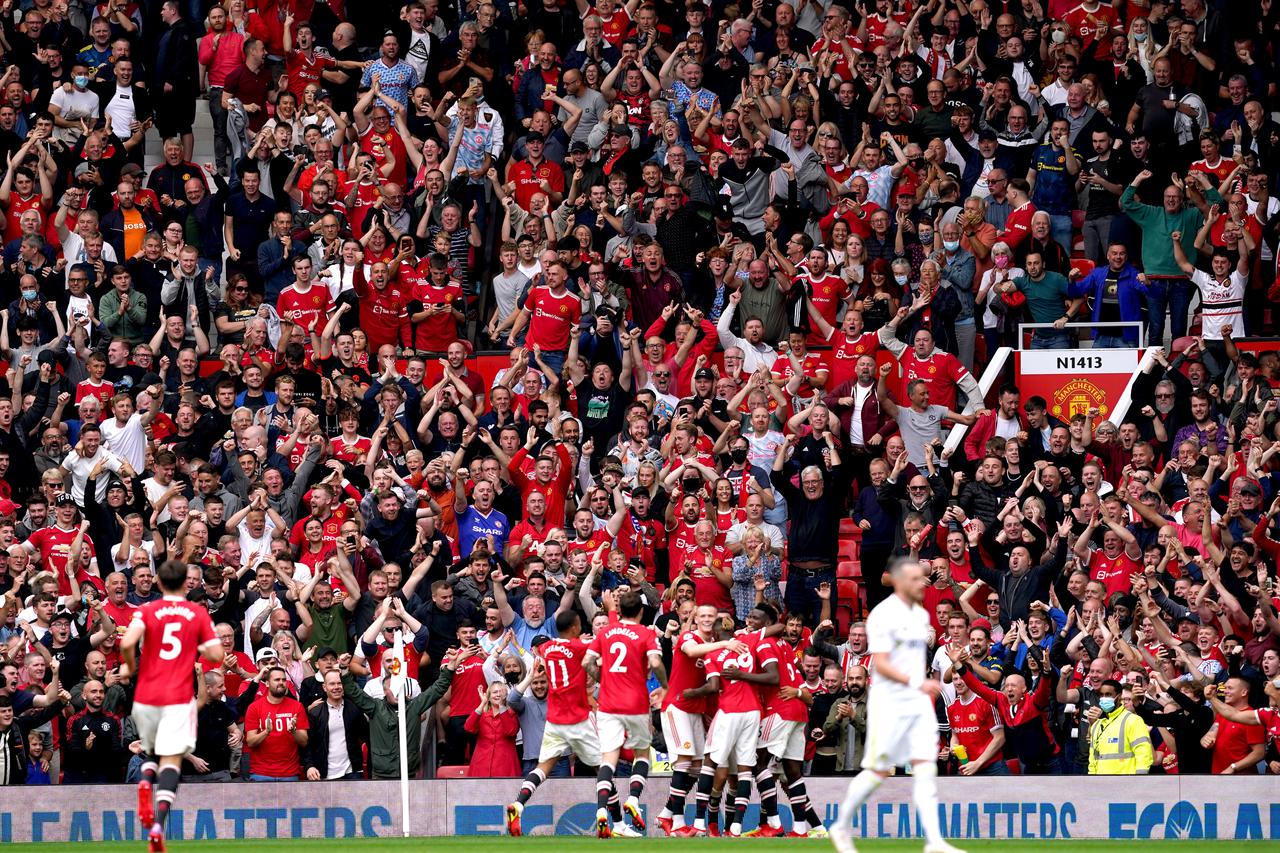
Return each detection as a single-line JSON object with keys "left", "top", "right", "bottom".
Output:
{"left": 506, "top": 611, "right": 602, "bottom": 835}
{"left": 585, "top": 591, "right": 667, "bottom": 838}
{"left": 830, "top": 558, "right": 963, "bottom": 853}
{"left": 684, "top": 612, "right": 774, "bottom": 837}
{"left": 656, "top": 604, "right": 744, "bottom": 836}
{"left": 120, "top": 559, "right": 225, "bottom": 853}
{"left": 751, "top": 604, "right": 826, "bottom": 838}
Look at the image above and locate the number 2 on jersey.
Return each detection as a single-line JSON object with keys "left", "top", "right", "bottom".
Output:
{"left": 608, "top": 642, "right": 629, "bottom": 673}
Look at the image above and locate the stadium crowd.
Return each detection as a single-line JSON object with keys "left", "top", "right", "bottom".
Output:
{"left": 0, "top": 0, "right": 1278, "bottom": 798}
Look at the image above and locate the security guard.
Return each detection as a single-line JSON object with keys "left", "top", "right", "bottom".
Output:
{"left": 1088, "top": 679, "right": 1154, "bottom": 775}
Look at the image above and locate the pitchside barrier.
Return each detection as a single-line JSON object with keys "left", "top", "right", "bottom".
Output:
{"left": 2, "top": 777, "right": 1276, "bottom": 842}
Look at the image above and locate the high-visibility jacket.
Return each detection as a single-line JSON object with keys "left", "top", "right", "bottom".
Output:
{"left": 1088, "top": 708, "right": 1154, "bottom": 775}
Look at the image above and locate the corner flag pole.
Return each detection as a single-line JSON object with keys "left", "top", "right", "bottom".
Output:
{"left": 391, "top": 634, "right": 410, "bottom": 838}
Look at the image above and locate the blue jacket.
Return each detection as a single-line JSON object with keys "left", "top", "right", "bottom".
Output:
{"left": 852, "top": 483, "right": 895, "bottom": 547}
{"left": 516, "top": 66, "right": 560, "bottom": 123}
{"left": 1069, "top": 263, "right": 1146, "bottom": 343}
{"left": 256, "top": 235, "right": 308, "bottom": 305}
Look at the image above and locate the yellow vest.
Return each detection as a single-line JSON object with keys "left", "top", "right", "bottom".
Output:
{"left": 1088, "top": 708, "right": 1154, "bottom": 775}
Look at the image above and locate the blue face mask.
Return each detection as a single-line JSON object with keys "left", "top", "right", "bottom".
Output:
{"left": 894, "top": 273, "right": 909, "bottom": 285}
{"left": 22, "top": 290, "right": 38, "bottom": 302}
{"left": 74, "top": 75, "right": 90, "bottom": 89}
{"left": 943, "top": 239, "right": 960, "bottom": 252}
{"left": 1134, "top": 32, "right": 1148, "bottom": 43}
{"left": 1098, "top": 697, "right": 1116, "bottom": 713}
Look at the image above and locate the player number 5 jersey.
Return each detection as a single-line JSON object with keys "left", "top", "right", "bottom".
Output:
{"left": 132, "top": 597, "right": 218, "bottom": 707}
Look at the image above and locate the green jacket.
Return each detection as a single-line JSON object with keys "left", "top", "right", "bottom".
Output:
{"left": 821, "top": 695, "right": 868, "bottom": 773}
{"left": 1119, "top": 185, "right": 1222, "bottom": 277}
{"left": 342, "top": 667, "right": 452, "bottom": 779}
{"left": 99, "top": 288, "right": 148, "bottom": 344}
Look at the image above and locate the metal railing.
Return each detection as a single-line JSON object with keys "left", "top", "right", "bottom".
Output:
{"left": 1015, "top": 321, "right": 1147, "bottom": 350}
{"left": 943, "top": 345, "right": 1014, "bottom": 454}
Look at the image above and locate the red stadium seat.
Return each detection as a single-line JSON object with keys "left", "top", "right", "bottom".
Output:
{"left": 436, "top": 765, "right": 469, "bottom": 778}
{"left": 1070, "top": 210, "right": 1086, "bottom": 254}
{"left": 1069, "top": 258, "right": 1095, "bottom": 280}
{"left": 835, "top": 606, "right": 853, "bottom": 637}
{"left": 837, "top": 561, "right": 861, "bottom": 579}
{"left": 839, "top": 518, "right": 862, "bottom": 539}
{"left": 836, "top": 578, "right": 858, "bottom": 609}
{"left": 838, "top": 540, "right": 859, "bottom": 562}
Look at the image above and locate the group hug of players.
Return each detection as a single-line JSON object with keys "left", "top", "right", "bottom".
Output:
{"left": 504, "top": 593, "right": 827, "bottom": 839}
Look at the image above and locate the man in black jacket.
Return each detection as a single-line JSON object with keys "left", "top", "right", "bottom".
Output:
{"left": 152, "top": 1, "right": 199, "bottom": 160}
{"left": 968, "top": 519, "right": 1065, "bottom": 624}
{"left": 305, "top": 670, "right": 368, "bottom": 780}
{"left": 0, "top": 695, "right": 30, "bottom": 785}
{"left": 770, "top": 431, "right": 851, "bottom": 625}
{"left": 0, "top": 360, "right": 53, "bottom": 501}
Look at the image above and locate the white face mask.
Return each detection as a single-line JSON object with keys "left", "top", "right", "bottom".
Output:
{"left": 1051, "top": 29, "right": 1067, "bottom": 44}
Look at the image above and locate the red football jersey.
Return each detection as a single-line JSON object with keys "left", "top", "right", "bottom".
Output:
{"left": 28, "top": 525, "right": 96, "bottom": 596}
{"left": 524, "top": 286, "right": 581, "bottom": 353}
{"left": 411, "top": 276, "right": 464, "bottom": 352}
{"left": 1001, "top": 202, "right": 1036, "bottom": 248}
{"left": 509, "top": 158, "right": 565, "bottom": 211}
{"left": 75, "top": 379, "right": 115, "bottom": 406}
{"left": 540, "top": 636, "right": 592, "bottom": 724}
{"left": 706, "top": 633, "right": 762, "bottom": 714}
{"left": 277, "top": 283, "right": 332, "bottom": 333}
{"left": 589, "top": 619, "right": 660, "bottom": 715}
{"left": 617, "top": 513, "right": 664, "bottom": 582}
{"left": 449, "top": 653, "right": 488, "bottom": 718}
{"left": 243, "top": 695, "right": 309, "bottom": 777}
{"left": 509, "top": 444, "right": 573, "bottom": 527}
{"left": 329, "top": 435, "right": 373, "bottom": 465}
{"left": 686, "top": 546, "right": 733, "bottom": 614}
{"left": 826, "top": 329, "right": 881, "bottom": 388}
{"left": 565, "top": 529, "right": 613, "bottom": 561}
{"left": 762, "top": 638, "right": 807, "bottom": 722}
{"left": 772, "top": 351, "right": 828, "bottom": 407}
{"left": 131, "top": 597, "right": 218, "bottom": 706}
{"left": 662, "top": 630, "right": 712, "bottom": 715}
{"left": 1088, "top": 550, "right": 1142, "bottom": 597}
{"left": 947, "top": 693, "right": 1000, "bottom": 767}
{"left": 667, "top": 519, "right": 698, "bottom": 580}
{"left": 900, "top": 349, "right": 970, "bottom": 413}
{"left": 1257, "top": 707, "right": 1280, "bottom": 745}
{"left": 801, "top": 273, "right": 848, "bottom": 336}
{"left": 284, "top": 49, "right": 334, "bottom": 99}
{"left": 288, "top": 504, "right": 354, "bottom": 548}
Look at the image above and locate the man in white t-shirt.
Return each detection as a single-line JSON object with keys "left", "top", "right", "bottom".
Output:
{"left": 99, "top": 389, "right": 160, "bottom": 475}
{"left": 877, "top": 364, "right": 979, "bottom": 466}
{"left": 62, "top": 423, "right": 132, "bottom": 505}
{"left": 1171, "top": 230, "right": 1249, "bottom": 380}
{"left": 141, "top": 448, "right": 181, "bottom": 526}
{"left": 235, "top": 501, "right": 282, "bottom": 565}
{"left": 49, "top": 64, "right": 101, "bottom": 144}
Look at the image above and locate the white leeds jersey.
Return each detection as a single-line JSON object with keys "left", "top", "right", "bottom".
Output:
{"left": 865, "top": 593, "right": 932, "bottom": 711}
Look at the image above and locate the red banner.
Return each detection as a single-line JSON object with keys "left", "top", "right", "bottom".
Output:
{"left": 1015, "top": 350, "right": 1140, "bottom": 421}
